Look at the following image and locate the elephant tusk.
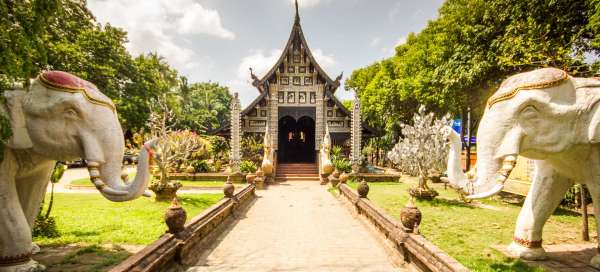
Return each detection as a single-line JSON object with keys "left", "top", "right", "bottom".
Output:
{"left": 465, "top": 155, "right": 517, "bottom": 199}
{"left": 87, "top": 161, "right": 129, "bottom": 196}
{"left": 142, "top": 190, "right": 153, "bottom": 197}
{"left": 465, "top": 183, "right": 505, "bottom": 199}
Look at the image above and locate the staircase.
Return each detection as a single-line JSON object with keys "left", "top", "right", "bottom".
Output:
{"left": 275, "top": 163, "right": 319, "bottom": 182}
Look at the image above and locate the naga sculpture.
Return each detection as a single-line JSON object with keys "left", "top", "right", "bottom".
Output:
{"left": 319, "top": 125, "right": 334, "bottom": 176}
{"left": 0, "top": 71, "right": 155, "bottom": 272}
{"left": 445, "top": 67, "right": 600, "bottom": 267}
{"left": 261, "top": 123, "right": 274, "bottom": 175}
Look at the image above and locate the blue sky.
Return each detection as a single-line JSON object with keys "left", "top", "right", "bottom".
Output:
{"left": 88, "top": 0, "right": 444, "bottom": 106}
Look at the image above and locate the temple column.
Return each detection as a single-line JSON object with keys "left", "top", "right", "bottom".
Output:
{"left": 229, "top": 93, "right": 241, "bottom": 173}
{"left": 351, "top": 94, "right": 362, "bottom": 174}
{"left": 315, "top": 85, "right": 324, "bottom": 150}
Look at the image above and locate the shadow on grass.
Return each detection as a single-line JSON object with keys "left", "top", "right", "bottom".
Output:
{"left": 37, "top": 244, "right": 131, "bottom": 272}
{"left": 179, "top": 196, "right": 222, "bottom": 207}
{"left": 489, "top": 258, "right": 542, "bottom": 272}
{"left": 68, "top": 230, "right": 101, "bottom": 237}
{"left": 416, "top": 196, "right": 477, "bottom": 209}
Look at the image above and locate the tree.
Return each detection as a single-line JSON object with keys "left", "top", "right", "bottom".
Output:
{"left": 147, "top": 98, "right": 203, "bottom": 201}
{"left": 348, "top": 0, "right": 599, "bottom": 160}
{"left": 387, "top": 106, "right": 450, "bottom": 200}
{"left": 176, "top": 82, "right": 232, "bottom": 132}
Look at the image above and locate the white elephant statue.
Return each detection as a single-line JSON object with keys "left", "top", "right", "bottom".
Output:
{"left": 445, "top": 67, "right": 600, "bottom": 267}
{"left": 0, "top": 71, "right": 156, "bottom": 272}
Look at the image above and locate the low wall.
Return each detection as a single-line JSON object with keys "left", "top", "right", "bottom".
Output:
{"left": 109, "top": 184, "right": 256, "bottom": 272}
{"left": 337, "top": 184, "right": 469, "bottom": 272}
{"left": 155, "top": 172, "right": 245, "bottom": 182}
{"left": 351, "top": 173, "right": 401, "bottom": 183}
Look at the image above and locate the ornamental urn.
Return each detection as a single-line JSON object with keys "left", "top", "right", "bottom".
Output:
{"left": 246, "top": 174, "right": 256, "bottom": 184}
{"left": 339, "top": 172, "right": 349, "bottom": 184}
{"left": 332, "top": 169, "right": 341, "bottom": 178}
{"left": 165, "top": 198, "right": 187, "bottom": 235}
{"left": 400, "top": 198, "right": 422, "bottom": 233}
{"left": 357, "top": 179, "right": 369, "bottom": 198}
{"left": 224, "top": 177, "right": 235, "bottom": 198}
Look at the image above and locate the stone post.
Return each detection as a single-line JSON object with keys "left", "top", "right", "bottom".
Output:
{"left": 230, "top": 93, "right": 241, "bottom": 174}
{"left": 350, "top": 94, "right": 362, "bottom": 174}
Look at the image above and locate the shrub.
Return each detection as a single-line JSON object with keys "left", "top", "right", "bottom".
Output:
{"left": 334, "top": 158, "right": 352, "bottom": 173}
{"left": 239, "top": 160, "right": 257, "bottom": 174}
{"left": 241, "top": 134, "right": 264, "bottom": 165}
{"left": 191, "top": 160, "right": 210, "bottom": 173}
{"left": 32, "top": 215, "right": 59, "bottom": 238}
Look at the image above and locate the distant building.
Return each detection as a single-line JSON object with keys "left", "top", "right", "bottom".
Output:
{"left": 214, "top": 1, "right": 374, "bottom": 164}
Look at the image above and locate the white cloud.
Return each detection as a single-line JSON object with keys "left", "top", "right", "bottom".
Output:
{"left": 311, "top": 49, "right": 337, "bottom": 74}
{"left": 237, "top": 49, "right": 283, "bottom": 80}
{"left": 88, "top": 0, "right": 234, "bottom": 74}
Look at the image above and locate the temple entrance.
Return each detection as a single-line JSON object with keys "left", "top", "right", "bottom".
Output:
{"left": 278, "top": 115, "right": 315, "bottom": 163}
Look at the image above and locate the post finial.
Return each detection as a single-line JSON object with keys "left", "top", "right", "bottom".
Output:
{"left": 295, "top": 0, "right": 300, "bottom": 23}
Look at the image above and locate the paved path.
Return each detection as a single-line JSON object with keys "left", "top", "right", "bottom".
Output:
{"left": 188, "top": 181, "right": 400, "bottom": 272}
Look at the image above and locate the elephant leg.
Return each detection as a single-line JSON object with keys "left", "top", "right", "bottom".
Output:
{"left": 0, "top": 152, "right": 40, "bottom": 270}
{"left": 16, "top": 168, "right": 52, "bottom": 228}
{"left": 507, "top": 160, "right": 572, "bottom": 260}
{"left": 583, "top": 181, "right": 600, "bottom": 268}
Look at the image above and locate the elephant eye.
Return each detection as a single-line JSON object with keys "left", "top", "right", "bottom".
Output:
{"left": 64, "top": 108, "right": 79, "bottom": 118}
{"left": 520, "top": 106, "right": 538, "bottom": 119}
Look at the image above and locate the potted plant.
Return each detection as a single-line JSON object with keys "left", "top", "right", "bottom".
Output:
{"left": 387, "top": 105, "right": 450, "bottom": 200}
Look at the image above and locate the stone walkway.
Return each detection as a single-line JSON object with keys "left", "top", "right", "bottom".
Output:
{"left": 494, "top": 244, "right": 600, "bottom": 272}
{"left": 188, "top": 181, "right": 401, "bottom": 272}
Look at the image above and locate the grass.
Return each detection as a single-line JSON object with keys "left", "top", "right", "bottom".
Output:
{"left": 70, "top": 178, "right": 226, "bottom": 188}
{"left": 34, "top": 193, "right": 222, "bottom": 245}
{"left": 344, "top": 178, "right": 595, "bottom": 272}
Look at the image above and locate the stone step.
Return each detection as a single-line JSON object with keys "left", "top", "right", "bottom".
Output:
{"left": 275, "top": 176, "right": 320, "bottom": 181}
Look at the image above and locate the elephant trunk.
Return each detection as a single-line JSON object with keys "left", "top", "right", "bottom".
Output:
{"left": 445, "top": 128, "right": 517, "bottom": 199}
{"left": 87, "top": 139, "right": 157, "bottom": 202}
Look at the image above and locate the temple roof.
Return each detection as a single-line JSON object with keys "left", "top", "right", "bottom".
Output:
{"left": 251, "top": 0, "right": 342, "bottom": 93}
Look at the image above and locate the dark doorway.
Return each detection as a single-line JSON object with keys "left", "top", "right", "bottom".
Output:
{"left": 278, "top": 115, "right": 315, "bottom": 163}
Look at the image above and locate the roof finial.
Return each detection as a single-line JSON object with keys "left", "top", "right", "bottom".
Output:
{"left": 295, "top": 0, "right": 300, "bottom": 23}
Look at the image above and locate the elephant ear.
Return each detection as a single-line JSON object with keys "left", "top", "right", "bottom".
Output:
{"left": 3, "top": 90, "right": 33, "bottom": 149}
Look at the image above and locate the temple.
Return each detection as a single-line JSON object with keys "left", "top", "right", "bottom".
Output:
{"left": 216, "top": 1, "right": 374, "bottom": 165}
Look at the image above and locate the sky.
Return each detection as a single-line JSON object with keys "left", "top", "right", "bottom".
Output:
{"left": 87, "top": 0, "right": 445, "bottom": 107}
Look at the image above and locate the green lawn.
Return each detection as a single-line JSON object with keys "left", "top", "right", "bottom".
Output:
{"left": 34, "top": 193, "right": 222, "bottom": 246}
{"left": 70, "top": 178, "right": 226, "bottom": 188}
{"left": 345, "top": 178, "right": 595, "bottom": 272}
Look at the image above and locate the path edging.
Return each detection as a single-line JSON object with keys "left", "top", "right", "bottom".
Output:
{"left": 109, "top": 184, "right": 256, "bottom": 272}
{"left": 336, "top": 183, "right": 470, "bottom": 272}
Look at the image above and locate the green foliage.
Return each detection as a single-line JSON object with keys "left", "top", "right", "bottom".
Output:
{"left": 562, "top": 185, "right": 593, "bottom": 208}
{"left": 241, "top": 134, "right": 264, "bottom": 165}
{"left": 32, "top": 215, "right": 59, "bottom": 238}
{"left": 191, "top": 160, "right": 210, "bottom": 173}
{"left": 209, "top": 136, "right": 230, "bottom": 162}
{"left": 0, "top": 1, "right": 230, "bottom": 134}
{"left": 347, "top": 0, "right": 599, "bottom": 151}
{"left": 333, "top": 158, "right": 352, "bottom": 173}
{"left": 239, "top": 160, "right": 257, "bottom": 174}
{"left": 176, "top": 82, "right": 233, "bottom": 132}
{"left": 0, "top": 115, "right": 12, "bottom": 161}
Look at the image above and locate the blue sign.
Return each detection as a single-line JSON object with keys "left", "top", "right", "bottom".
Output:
{"left": 452, "top": 119, "right": 461, "bottom": 134}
